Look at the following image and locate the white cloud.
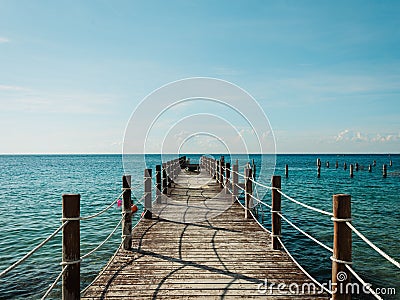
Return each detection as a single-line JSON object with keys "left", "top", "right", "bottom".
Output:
{"left": 0, "top": 37, "right": 10, "bottom": 43}
{"left": 335, "top": 129, "right": 400, "bottom": 143}
{"left": 0, "top": 85, "right": 29, "bottom": 92}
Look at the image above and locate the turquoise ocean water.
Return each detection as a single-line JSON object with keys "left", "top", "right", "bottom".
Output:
{"left": 0, "top": 154, "right": 398, "bottom": 299}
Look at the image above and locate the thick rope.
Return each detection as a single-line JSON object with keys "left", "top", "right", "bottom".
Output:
{"left": 345, "top": 264, "right": 383, "bottom": 300}
{"left": 0, "top": 221, "right": 68, "bottom": 278}
{"left": 277, "top": 237, "right": 332, "bottom": 295}
{"left": 346, "top": 221, "right": 400, "bottom": 269}
{"left": 248, "top": 193, "right": 272, "bottom": 209}
{"left": 277, "top": 190, "right": 333, "bottom": 216}
{"left": 40, "top": 265, "right": 68, "bottom": 300}
{"left": 249, "top": 178, "right": 274, "bottom": 190}
{"left": 79, "top": 190, "right": 125, "bottom": 221}
{"left": 278, "top": 212, "right": 333, "bottom": 253}
{"left": 80, "top": 215, "right": 143, "bottom": 294}
{"left": 248, "top": 209, "right": 271, "bottom": 234}
{"left": 80, "top": 216, "right": 123, "bottom": 260}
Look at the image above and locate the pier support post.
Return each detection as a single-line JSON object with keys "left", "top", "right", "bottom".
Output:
{"left": 326, "top": 161, "right": 330, "bottom": 168}
{"left": 144, "top": 169, "right": 152, "bottom": 219}
{"left": 344, "top": 162, "right": 347, "bottom": 170}
{"left": 285, "top": 164, "right": 288, "bottom": 178}
{"left": 62, "top": 194, "right": 80, "bottom": 300}
{"left": 383, "top": 164, "right": 387, "bottom": 178}
{"left": 156, "top": 165, "right": 161, "bottom": 204}
{"left": 225, "top": 162, "right": 230, "bottom": 193}
{"left": 162, "top": 163, "right": 167, "bottom": 195}
{"left": 219, "top": 156, "right": 225, "bottom": 188}
{"left": 373, "top": 160, "right": 376, "bottom": 167}
{"left": 232, "top": 163, "right": 238, "bottom": 203}
{"left": 350, "top": 164, "right": 354, "bottom": 178}
{"left": 336, "top": 161, "right": 339, "bottom": 169}
{"left": 122, "top": 175, "right": 132, "bottom": 250}
{"left": 252, "top": 159, "right": 256, "bottom": 179}
{"left": 317, "top": 165, "right": 321, "bottom": 178}
{"left": 271, "top": 176, "right": 281, "bottom": 250}
{"left": 332, "top": 194, "right": 352, "bottom": 300}
{"left": 368, "top": 164, "right": 372, "bottom": 172}
{"left": 245, "top": 168, "right": 253, "bottom": 219}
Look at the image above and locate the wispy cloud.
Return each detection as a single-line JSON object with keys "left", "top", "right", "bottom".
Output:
{"left": 0, "top": 37, "right": 10, "bottom": 43}
{"left": 335, "top": 129, "right": 400, "bottom": 143}
{"left": 0, "top": 85, "right": 29, "bottom": 92}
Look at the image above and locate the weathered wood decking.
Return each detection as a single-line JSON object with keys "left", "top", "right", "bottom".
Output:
{"left": 82, "top": 170, "right": 328, "bottom": 299}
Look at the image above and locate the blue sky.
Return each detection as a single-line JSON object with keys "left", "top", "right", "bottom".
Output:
{"left": 0, "top": 0, "right": 399, "bottom": 154}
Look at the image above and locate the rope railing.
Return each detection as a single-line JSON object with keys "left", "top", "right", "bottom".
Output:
{"left": 345, "top": 221, "right": 400, "bottom": 269}
{"left": 210, "top": 156, "right": 390, "bottom": 299}
{"left": 277, "top": 237, "right": 333, "bottom": 295}
{"left": 345, "top": 264, "right": 383, "bottom": 300}
{"left": 80, "top": 216, "right": 124, "bottom": 260}
{"left": 0, "top": 221, "right": 69, "bottom": 278}
{"left": 277, "top": 189, "right": 333, "bottom": 217}
{"left": 278, "top": 212, "right": 333, "bottom": 252}
{"left": 41, "top": 265, "right": 68, "bottom": 300}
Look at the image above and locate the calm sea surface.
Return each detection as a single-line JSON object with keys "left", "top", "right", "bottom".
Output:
{"left": 0, "top": 154, "right": 399, "bottom": 299}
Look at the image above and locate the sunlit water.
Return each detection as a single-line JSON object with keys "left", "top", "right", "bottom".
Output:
{"left": 0, "top": 154, "right": 398, "bottom": 299}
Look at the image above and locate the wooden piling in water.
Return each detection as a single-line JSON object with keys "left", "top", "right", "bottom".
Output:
{"left": 373, "top": 160, "right": 376, "bottom": 167}
{"left": 285, "top": 164, "right": 288, "bottom": 178}
{"left": 355, "top": 163, "right": 359, "bottom": 172}
{"left": 317, "top": 165, "right": 321, "bottom": 178}
{"left": 271, "top": 176, "right": 281, "bottom": 250}
{"left": 368, "top": 164, "right": 372, "bottom": 172}
{"left": 326, "top": 161, "right": 330, "bottom": 168}
{"left": 390, "top": 160, "right": 393, "bottom": 167}
{"left": 383, "top": 164, "right": 387, "bottom": 178}
{"left": 332, "top": 194, "right": 352, "bottom": 300}
{"left": 317, "top": 158, "right": 321, "bottom": 167}
{"left": 335, "top": 161, "right": 339, "bottom": 169}
{"left": 62, "top": 194, "right": 80, "bottom": 300}
{"left": 244, "top": 168, "right": 252, "bottom": 219}
{"left": 144, "top": 169, "right": 152, "bottom": 219}
{"left": 349, "top": 164, "right": 354, "bottom": 178}
{"left": 122, "top": 175, "right": 132, "bottom": 250}
{"left": 344, "top": 162, "right": 347, "bottom": 170}
{"left": 252, "top": 158, "right": 256, "bottom": 179}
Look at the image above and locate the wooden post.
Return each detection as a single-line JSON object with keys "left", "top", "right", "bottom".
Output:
{"left": 383, "top": 164, "right": 387, "bottom": 178}
{"left": 232, "top": 163, "right": 238, "bottom": 203}
{"left": 167, "top": 162, "right": 171, "bottom": 188}
{"left": 285, "top": 164, "right": 288, "bottom": 178}
{"left": 344, "top": 162, "right": 347, "bottom": 170}
{"left": 368, "top": 164, "right": 372, "bottom": 172}
{"left": 317, "top": 158, "right": 321, "bottom": 167}
{"left": 373, "top": 160, "right": 376, "bottom": 167}
{"left": 355, "top": 163, "right": 359, "bottom": 172}
{"left": 162, "top": 163, "right": 167, "bottom": 195}
{"left": 215, "top": 160, "right": 219, "bottom": 182}
{"left": 122, "top": 175, "right": 132, "bottom": 250}
{"left": 271, "top": 176, "right": 281, "bottom": 250}
{"left": 349, "top": 164, "right": 354, "bottom": 178}
{"left": 219, "top": 156, "right": 225, "bottom": 188}
{"left": 225, "top": 162, "right": 230, "bottom": 193}
{"left": 62, "top": 194, "right": 80, "bottom": 300}
{"left": 317, "top": 165, "right": 321, "bottom": 178}
{"left": 156, "top": 165, "right": 161, "bottom": 204}
{"left": 144, "top": 169, "right": 152, "bottom": 219}
{"left": 335, "top": 161, "right": 339, "bottom": 169}
{"left": 252, "top": 158, "right": 256, "bottom": 179}
{"left": 326, "top": 161, "right": 330, "bottom": 168}
{"left": 244, "top": 168, "right": 253, "bottom": 219}
{"left": 389, "top": 160, "right": 393, "bottom": 167}
{"left": 332, "top": 194, "right": 352, "bottom": 300}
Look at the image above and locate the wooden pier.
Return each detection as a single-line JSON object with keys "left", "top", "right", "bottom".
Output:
{"left": 82, "top": 168, "right": 328, "bottom": 299}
